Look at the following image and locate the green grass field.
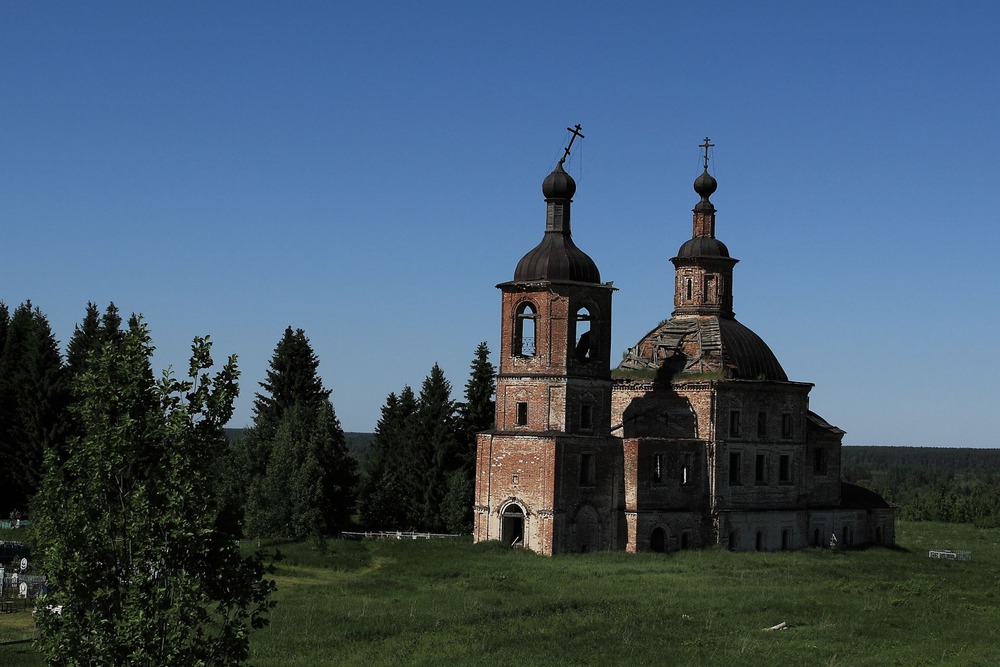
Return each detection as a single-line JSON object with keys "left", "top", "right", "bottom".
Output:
{"left": 3, "top": 521, "right": 999, "bottom": 666}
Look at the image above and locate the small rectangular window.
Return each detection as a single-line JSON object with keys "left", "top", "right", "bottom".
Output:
{"left": 580, "top": 404, "right": 593, "bottom": 430}
{"left": 682, "top": 452, "right": 693, "bottom": 485}
{"left": 729, "top": 452, "right": 742, "bottom": 486}
{"left": 515, "top": 402, "right": 528, "bottom": 427}
{"left": 755, "top": 453, "right": 767, "bottom": 484}
{"left": 813, "top": 448, "right": 827, "bottom": 476}
{"left": 652, "top": 453, "right": 663, "bottom": 484}
{"left": 579, "top": 453, "right": 595, "bottom": 486}
{"left": 757, "top": 412, "right": 767, "bottom": 439}
{"left": 779, "top": 454, "right": 791, "bottom": 483}
{"left": 781, "top": 413, "right": 793, "bottom": 439}
{"left": 729, "top": 410, "right": 742, "bottom": 437}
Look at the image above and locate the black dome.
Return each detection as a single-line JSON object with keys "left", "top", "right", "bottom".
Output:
{"left": 676, "top": 236, "right": 731, "bottom": 258}
{"left": 694, "top": 169, "right": 717, "bottom": 198}
{"left": 514, "top": 233, "right": 601, "bottom": 283}
{"left": 542, "top": 163, "right": 577, "bottom": 200}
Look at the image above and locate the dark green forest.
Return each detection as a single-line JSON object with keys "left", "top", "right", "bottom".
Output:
{"left": 843, "top": 446, "right": 1000, "bottom": 526}
{"left": 0, "top": 300, "right": 494, "bottom": 539}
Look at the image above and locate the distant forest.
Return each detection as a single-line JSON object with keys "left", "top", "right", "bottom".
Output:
{"left": 843, "top": 446, "right": 1000, "bottom": 527}
{"left": 226, "top": 428, "right": 373, "bottom": 466}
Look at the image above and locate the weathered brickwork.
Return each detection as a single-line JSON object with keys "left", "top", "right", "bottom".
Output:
{"left": 474, "top": 152, "right": 895, "bottom": 556}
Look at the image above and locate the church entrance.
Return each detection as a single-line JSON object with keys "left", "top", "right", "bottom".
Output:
{"left": 650, "top": 527, "right": 667, "bottom": 553}
{"left": 501, "top": 505, "right": 525, "bottom": 547}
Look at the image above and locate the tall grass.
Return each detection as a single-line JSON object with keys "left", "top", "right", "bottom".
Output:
{"left": 3, "top": 522, "right": 999, "bottom": 666}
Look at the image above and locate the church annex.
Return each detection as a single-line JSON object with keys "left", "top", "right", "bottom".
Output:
{"left": 473, "top": 133, "right": 896, "bottom": 555}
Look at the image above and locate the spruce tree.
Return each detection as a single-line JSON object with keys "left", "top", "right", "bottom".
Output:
{"left": 33, "top": 318, "right": 274, "bottom": 665}
{"left": 442, "top": 343, "right": 495, "bottom": 533}
{"left": 459, "top": 342, "right": 496, "bottom": 470}
{"left": 0, "top": 302, "right": 69, "bottom": 516}
{"left": 412, "top": 364, "right": 458, "bottom": 532}
{"left": 359, "top": 387, "right": 417, "bottom": 529}
{"left": 253, "top": 326, "right": 330, "bottom": 439}
{"left": 243, "top": 327, "right": 355, "bottom": 539}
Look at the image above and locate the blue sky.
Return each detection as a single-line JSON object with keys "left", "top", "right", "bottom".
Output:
{"left": 2, "top": 2, "right": 997, "bottom": 446}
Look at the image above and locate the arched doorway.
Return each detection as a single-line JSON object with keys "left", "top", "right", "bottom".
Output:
{"left": 650, "top": 527, "right": 667, "bottom": 553}
{"left": 501, "top": 505, "right": 525, "bottom": 547}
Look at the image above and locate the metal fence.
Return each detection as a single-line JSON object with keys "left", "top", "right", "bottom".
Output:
{"left": 341, "top": 531, "right": 461, "bottom": 541}
{"left": 1, "top": 573, "right": 47, "bottom": 599}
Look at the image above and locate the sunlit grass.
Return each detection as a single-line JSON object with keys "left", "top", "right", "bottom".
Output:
{"left": 3, "top": 522, "right": 999, "bottom": 666}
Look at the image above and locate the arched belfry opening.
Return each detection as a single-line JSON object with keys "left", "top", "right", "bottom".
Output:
{"left": 501, "top": 504, "right": 525, "bottom": 547}
{"left": 574, "top": 306, "right": 593, "bottom": 362}
{"left": 514, "top": 303, "right": 536, "bottom": 357}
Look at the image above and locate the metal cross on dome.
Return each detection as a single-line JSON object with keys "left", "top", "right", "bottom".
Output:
{"left": 558, "top": 124, "right": 585, "bottom": 166}
{"left": 700, "top": 136, "right": 714, "bottom": 170}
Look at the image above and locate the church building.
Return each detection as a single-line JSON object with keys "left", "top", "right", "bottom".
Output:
{"left": 473, "top": 133, "right": 896, "bottom": 554}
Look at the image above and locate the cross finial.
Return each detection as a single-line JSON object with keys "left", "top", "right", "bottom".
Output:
{"left": 559, "top": 124, "right": 585, "bottom": 166}
{"left": 700, "top": 136, "right": 714, "bottom": 171}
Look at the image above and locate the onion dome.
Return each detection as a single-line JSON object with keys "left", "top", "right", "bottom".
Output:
{"left": 513, "top": 163, "right": 601, "bottom": 284}
{"left": 542, "top": 163, "right": 577, "bottom": 200}
{"left": 693, "top": 169, "right": 717, "bottom": 213}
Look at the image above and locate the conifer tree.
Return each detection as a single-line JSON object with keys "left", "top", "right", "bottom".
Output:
{"left": 0, "top": 302, "right": 69, "bottom": 515}
{"left": 65, "top": 302, "right": 125, "bottom": 380}
{"left": 253, "top": 327, "right": 330, "bottom": 439}
{"left": 359, "top": 387, "right": 417, "bottom": 529}
{"left": 412, "top": 363, "right": 458, "bottom": 531}
{"left": 459, "top": 342, "right": 496, "bottom": 470}
{"left": 442, "top": 343, "right": 495, "bottom": 533}
{"left": 243, "top": 327, "right": 355, "bottom": 539}
{"left": 33, "top": 318, "right": 274, "bottom": 665}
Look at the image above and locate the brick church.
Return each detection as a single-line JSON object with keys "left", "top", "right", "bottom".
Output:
{"left": 473, "top": 134, "right": 896, "bottom": 555}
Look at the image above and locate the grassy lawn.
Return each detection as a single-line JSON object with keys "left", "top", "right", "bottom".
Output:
{"left": 3, "top": 521, "right": 999, "bottom": 666}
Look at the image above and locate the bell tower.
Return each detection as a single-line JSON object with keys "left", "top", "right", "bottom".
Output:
{"left": 671, "top": 137, "right": 739, "bottom": 318}
{"left": 474, "top": 126, "right": 619, "bottom": 555}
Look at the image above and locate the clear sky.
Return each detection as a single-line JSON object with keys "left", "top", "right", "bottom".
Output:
{"left": 2, "top": 2, "right": 998, "bottom": 446}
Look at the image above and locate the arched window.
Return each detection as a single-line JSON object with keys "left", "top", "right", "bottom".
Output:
{"left": 574, "top": 307, "right": 593, "bottom": 362}
{"left": 755, "top": 531, "right": 764, "bottom": 551}
{"left": 781, "top": 529, "right": 790, "bottom": 550}
{"left": 514, "top": 303, "right": 536, "bottom": 357}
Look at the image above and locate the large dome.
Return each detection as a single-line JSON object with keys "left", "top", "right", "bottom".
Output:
{"left": 513, "top": 233, "right": 601, "bottom": 283}
{"left": 616, "top": 315, "right": 787, "bottom": 382}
